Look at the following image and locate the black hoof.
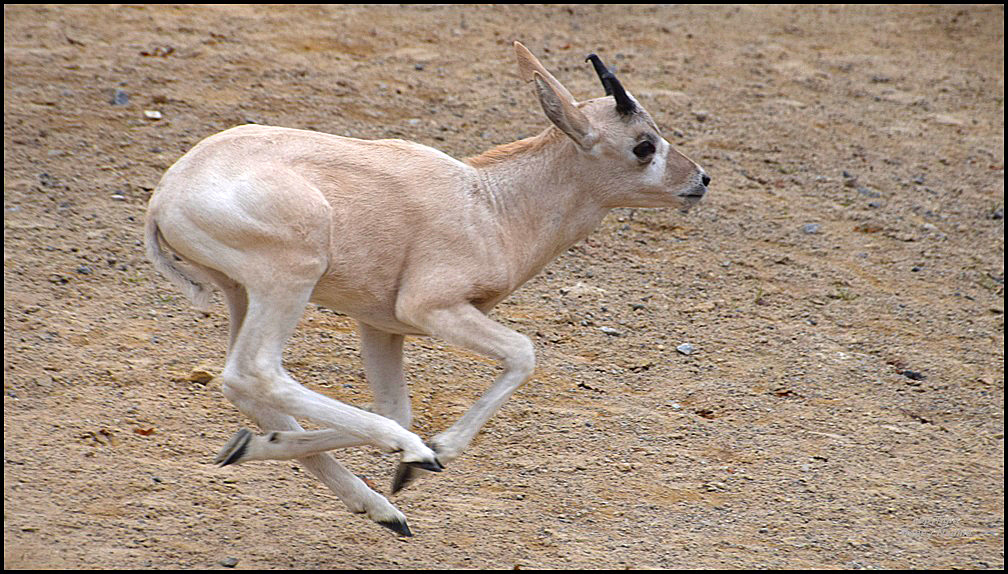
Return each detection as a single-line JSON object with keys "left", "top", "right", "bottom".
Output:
{"left": 213, "top": 428, "right": 252, "bottom": 467}
{"left": 377, "top": 517, "right": 413, "bottom": 537}
{"left": 391, "top": 457, "right": 443, "bottom": 494}
{"left": 407, "top": 458, "right": 444, "bottom": 473}
{"left": 391, "top": 461, "right": 419, "bottom": 494}
{"left": 391, "top": 442, "right": 444, "bottom": 494}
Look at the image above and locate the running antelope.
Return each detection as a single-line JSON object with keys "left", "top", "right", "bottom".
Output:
{"left": 144, "top": 41, "right": 709, "bottom": 536}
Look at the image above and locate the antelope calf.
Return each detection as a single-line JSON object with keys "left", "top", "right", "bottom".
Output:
{"left": 145, "top": 41, "right": 708, "bottom": 536}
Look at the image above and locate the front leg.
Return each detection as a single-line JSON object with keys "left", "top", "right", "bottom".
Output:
{"left": 393, "top": 303, "right": 536, "bottom": 492}
{"left": 359, "top": 322, "right": 412, "bottom": 429}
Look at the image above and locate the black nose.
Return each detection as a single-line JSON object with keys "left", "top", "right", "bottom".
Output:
{"left": 701, "top": 174, "right": 711, "bottom": 187}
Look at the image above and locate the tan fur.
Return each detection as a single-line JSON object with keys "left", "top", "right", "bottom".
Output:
{"left": 464, "top": 128, "right": 565, "bottom": 168}
{"left": 144, "top": 41, "right": 708, "bottom": 534}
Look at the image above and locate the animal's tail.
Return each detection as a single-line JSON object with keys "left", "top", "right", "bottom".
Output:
{"left": 144, "top": 214, "right": 215, "bottom": 312}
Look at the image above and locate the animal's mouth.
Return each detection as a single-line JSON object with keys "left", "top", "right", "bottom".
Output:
{"left": 677, "top": 183, "right": 708, "bottom": 199}
{"left": 677, "top": 186, "right": 707, "bottom": 212}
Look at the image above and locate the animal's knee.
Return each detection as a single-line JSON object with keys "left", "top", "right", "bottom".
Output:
{"left": 505, "top": 334, "right": 536, "bottom": 380}
{"left": 219, "top": 371, "right": 248, "bottom": 404}
{"left": 221, "top": 379, "right": 240, "bottom": 403}
{"left": 219, "top": 365, "right": 292, "bottom": 407}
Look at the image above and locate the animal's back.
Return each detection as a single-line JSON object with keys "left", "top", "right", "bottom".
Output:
{"left": 152, "top": 124, "right": 471, "bottom": 209}
{"left": 147, "top": 124, "right": 496, "bottom": 331}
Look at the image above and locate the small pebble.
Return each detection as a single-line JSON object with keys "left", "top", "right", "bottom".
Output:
{"left": 220, "top": 557, "right": 239, "bottom": 568}
{"left": 599, "top": 326, "right": 621, "bottom": 337}
{"left": 187, "top": 369, "right": 215, "bottom": 384}
{"left": 676, "top": 343, "right": 695, "bottom": 355}
{"left": 110, "top": 88, "right": 129, "bottom": 106}
{"left": 802, "top": 223, "right": 821, "bottom": 234}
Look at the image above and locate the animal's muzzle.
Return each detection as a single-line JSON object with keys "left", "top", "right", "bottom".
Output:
{"left": 678, "top": 173, "right": 710, "bottom": 199}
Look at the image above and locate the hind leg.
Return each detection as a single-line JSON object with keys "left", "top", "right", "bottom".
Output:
{"left": 213, "top": 312, "right": 439, "bottom": 470}
{"left": 212, "top": 279, "right": 439, "bottom": 534}
{"left": 217, "top": 282, "right": 438, "bottom": 464}
{"left": 201, "top": 266, "right": 248, "bottom": 353}
{"left": 216, "top": 388, "right": 414, "bottom": 536}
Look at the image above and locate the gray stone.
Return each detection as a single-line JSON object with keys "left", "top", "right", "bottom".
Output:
{"left": 110, "top": 88, "right": 129, "bottom": 106}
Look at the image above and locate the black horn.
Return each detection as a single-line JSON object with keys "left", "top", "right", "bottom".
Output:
{"left": 585, "top": 53, "right": 614, "bottom": 96}
{"left": 585, "top": 53, "right": 636, "bottom": 115}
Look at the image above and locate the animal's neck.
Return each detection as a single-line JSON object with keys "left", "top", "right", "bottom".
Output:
{"left": 465, "top": 128, "right": 610, "bottom": 287}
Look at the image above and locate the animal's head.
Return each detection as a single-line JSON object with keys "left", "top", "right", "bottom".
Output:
{"left": 514, "top": 41, "right": 709, "bottom": 211}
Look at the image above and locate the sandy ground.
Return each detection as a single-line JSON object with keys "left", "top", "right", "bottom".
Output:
{"left": 4, "top": 4, "right": 1004, "bottom": 569}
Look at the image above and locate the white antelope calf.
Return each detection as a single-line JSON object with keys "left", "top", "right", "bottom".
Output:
{"left": 145, "top": 41, "right": 708, "bottom": 536}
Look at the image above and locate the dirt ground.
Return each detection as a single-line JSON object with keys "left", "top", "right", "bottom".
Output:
{"left": 4, "top": 4, "right": 1004, "bottom": 569}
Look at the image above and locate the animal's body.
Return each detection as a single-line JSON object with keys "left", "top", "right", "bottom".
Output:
{"left": 145, "top": 42, "right": 708, "bottom": 536}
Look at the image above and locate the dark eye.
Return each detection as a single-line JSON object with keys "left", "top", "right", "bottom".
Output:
{"left": 633, "top": 140, "right": 655, "bottom": 159}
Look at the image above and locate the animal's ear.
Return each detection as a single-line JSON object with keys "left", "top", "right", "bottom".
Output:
{"left": 514, "top": 42, "right": 596, "bottom": 149}
{"left": 514, "top": 41, "right": 576, "bottom": 103}
{"left": 532, "top": 72, "right": 594, "bottom": 149}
